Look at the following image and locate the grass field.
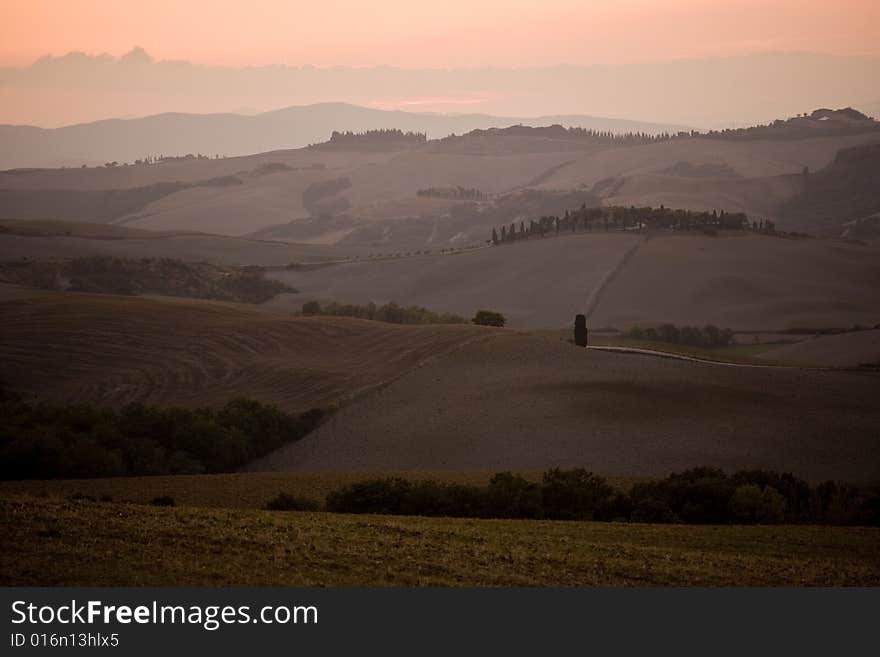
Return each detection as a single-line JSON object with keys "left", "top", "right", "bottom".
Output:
{"left": 255, "top": 331, "right": 880, "bottom": 482}
{"left": 589, "top": 233, "right": 880, "bottom": 331}
{"left": 268, "top": 232, "right": 880, "bottom": 332}
{"left": 0, "top": 289, "right": 488, "bottom": 412}
{"left": 588, "top": 333, "right": 783, "bottom": 365}
{"left": 267, "top": 232, "right": 640, "bottom": 328}
{"left": 2, "top": 494, "right": 878, "bottom": 586}
{"left": 0, "top": 471, "right": 573, "bottom": 511}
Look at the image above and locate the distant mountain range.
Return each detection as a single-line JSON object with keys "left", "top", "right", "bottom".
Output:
{"left": 0, "top": 103, "right": 691, "bottom": 170}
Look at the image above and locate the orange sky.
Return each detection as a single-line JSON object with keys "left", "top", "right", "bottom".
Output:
{"left": 2, "top": 0, "right": 879, "bottom": 68}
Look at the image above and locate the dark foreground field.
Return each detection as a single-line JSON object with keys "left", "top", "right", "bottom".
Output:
{"left": 2, "top": 494, "right": 878, "bottom": 586}
{"left": 255, "top": 332, "right": 880, "bottom": 482}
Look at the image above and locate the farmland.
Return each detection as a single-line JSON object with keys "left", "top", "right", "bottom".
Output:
{"left": 0, "top": 289, "right": 489, "bottom": 412}
{"left": 2, "top": 494, "right": 877, "bottom": 586}
{"left": 255, "top": 331, "right": 880, "bottom": 482}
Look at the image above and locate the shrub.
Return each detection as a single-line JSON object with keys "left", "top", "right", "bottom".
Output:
{"left": 732, "top": 470, "right": 811, "bottom": 522}
{"left": 150, "top": 496, "right": 175, "bottom": 507}
{"left": 404, "top": 481, "right": 485, "bottom": 517}
{"left": 0, "top": 396, "right": 323, "bottom": 480}
{"left": 730, "top": 484, "right": 787, "bottom": 524}
{"left": 326, "top": 478, "right": 414, "bottom": 515}
{"left": 472, "top": 310, "right": 506, "bottom": 327}
{"left": 630, "top": 499, "right": 679, "bottom": 524}
{"left": 321, "top": 468, "right": 879, "bottom": 526}
{"left": 626, "top": 323, "right": 735, "bottom": 348}
{"left": 265, "top": 492, "right": 319, "bottom": 512}
{"left": 540, "top": 468, "right": 615, "bottom": 520}
{"left": 484, "top": 472, "right": 543, "bottom": 519}
{"left": 301, "top": 300, "right": 321, "bottom": 316}
{"left": 301, "top": 300, "right": 466, "bottom": 324}
{"left": 630, "top": 467, "right": 735, "bottom": 524}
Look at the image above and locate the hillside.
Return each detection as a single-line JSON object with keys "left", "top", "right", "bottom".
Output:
{"left": 0, "top": 103, "right": 688, "bottom": 170}
{"left": 1, "top": 109, "right": 876, "bottom": 245}
{"left": 0, "top": 257, "right": 294, "bottom": 303}
{"left": 2, "top": 283, "right": 878, "bottom": 488}
{"left": 252, "top": 331, "right": 880, "bottom": 483}
{"left": 532, "top": 132, "right": 880, "bottom": 219}
{"left": 0, "top": 218, "right": 364, "bottom": 265}
{"left": 269, "top": 232, "right": 638, "bottom": 327}
{"left": 587, "top": 233, "right": 880, "bottom": 330}
{"left": 758, "top": 330, "right": 880, "bottom": 367}
{"left": 269, "top": 232, "right": 880, "bottom": 330}
{"left": 776, "top": 142, "right": 880, "bottom": 236}
{"left": 0, "top": 290, "right": 488, "bottom": 412}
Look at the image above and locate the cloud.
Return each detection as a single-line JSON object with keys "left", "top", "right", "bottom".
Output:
{"left": 1, "top": 49, "right": 879, "bottom": 129}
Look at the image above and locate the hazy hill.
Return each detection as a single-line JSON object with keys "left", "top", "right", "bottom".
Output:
{"left": 0, "top": 103, "right": 689, "bottom": 170}
{"left": 1, "top": 108, "right": 876, "bottom": 245}
{"left": 0, "top": 256, "right": 294, "bottom": 303}
{"left": 269, "top": 232, "right": 880, "bottom": 331}
{"left": 776, "top": 142, "right": 880, "bottom": 236}
{"left": 0, "top": 218, "right": 365, "bottom": 265}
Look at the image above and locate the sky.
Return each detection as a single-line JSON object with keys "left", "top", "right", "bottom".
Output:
{"left": 2, "top": 0, "right": 878, "bottom": 68}
{"left": 1, "top": 0, "right": 879, "bottom": 127}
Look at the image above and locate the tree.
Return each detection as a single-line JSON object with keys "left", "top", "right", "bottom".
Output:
{"left": 574, "top": 314, "right": 588, "bottom": 347}
{"left": 541, "top": 468, "right": 614, "bottom": 520}
{"left": 301, "top": 300, "right": 321, "bottom": 316}
{"left": 472, "top": 310, "right": 505, "bottom": 327}
{"left": 730, "top": 484, "right": 787, "bottom": 524}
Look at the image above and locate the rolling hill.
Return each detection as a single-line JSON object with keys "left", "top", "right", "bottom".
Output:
{"left": 0, "top": 218, "right": 365, "bottom": 265}
{"left": 0, "top": 102, "right": 689, "bottom": 170}
{"left": 758, "top": 329, "right": 880, "bottom": 367}
{"left": 268, "top": 232, "right": 880, "bottom": 330}
{"left": 2, "top": 285, "right": 878, "bottom": 486}
{"left": 1, "top": 108, "right": 876, "bottom": 244}
{"left": 251, "top": 331, "right": 880, "bottom": 483}
{"left": 777, "top": 142, "right": 880, "bottom": 236}
{"left": 0, "top": 289, "right": 488, "bottom": 412}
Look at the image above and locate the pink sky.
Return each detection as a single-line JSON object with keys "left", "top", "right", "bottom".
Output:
{"left": 2, "top": 0, "right": 879, "bottom": 68}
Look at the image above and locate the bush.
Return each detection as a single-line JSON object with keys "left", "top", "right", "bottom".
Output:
{"left": 0, "top": 396, "right": 323, "bottom": 480}
{"left": 150, "top": 496, "right": 175, "bottom": 507}
{"left": 301, "top": 300, "right": 321, "bottom": 316}
{"left": 627, "top": 323, "right": 735, "bottom": 348}
{"left": 730, "top": 484, "right": 787, "bottom": 524}
{"left": 484, "top": 472, "right": 543, "bottom": 519}
{"left": 265, "top": 492, "right": 320, "bottom": 512}
{"left": 732, "top": 470, "right": 811, "bottom": 522}
{"left": 630, "top": 499, "right": 679, "bottom": 524}
{"left": 326, "top": 478, "right": 414, "bottom": 515}
{"left": 321, "top": 468, "right": 879, "bottom": 527}
{"left": 541, "top": 468, "right": 615, "bottom": 520}
{"left": 472, "top": 310, "right": 506, "bottom": 327}
{"left": 301, "top": 300, "right": 466, "bottom": 325}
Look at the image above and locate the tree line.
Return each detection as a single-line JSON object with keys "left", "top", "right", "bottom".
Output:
{"left": 491, "top": 204, "right": 764, "bottom": 244}
{"left": 438, "top": 124, "right": 690, "bottom": 147}
{"left": 312, "top": 467, "right": 880, "bottom": 526}
{"left": 627, "top": 323, "right": 735, "bottom": 348}
{"left": 301, "top": 300, "right": 467, "bottom": 324}
{"left": 301, "top": 301, "right": 506, "bottom": 327}
{"left": 310, "top": 129, "right": 428, "bottom": 149}
{"left": 417, "top": 186, "right": 485, "bottom": 200}
{"left": 0, "top": 388, "right": 322, "bottom": 480}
